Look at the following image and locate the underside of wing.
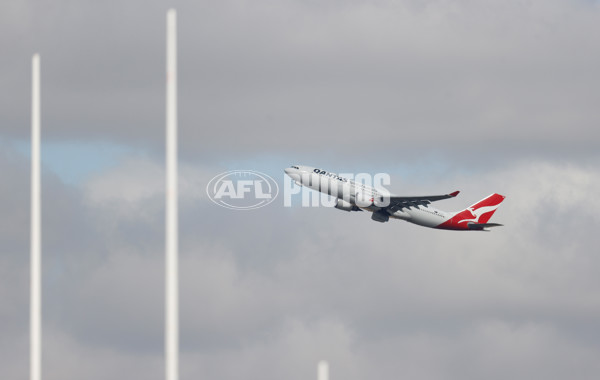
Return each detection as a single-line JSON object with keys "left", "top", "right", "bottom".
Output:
{"left": 386, "top": 191, "right": 459, "bottom": 212}
{"left": 467, "top": 223, "right": 504, "bottom": 231}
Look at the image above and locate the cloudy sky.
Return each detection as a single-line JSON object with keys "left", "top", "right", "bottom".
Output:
{"left": 2, "top": 0, "right": 600, "bottom": 379}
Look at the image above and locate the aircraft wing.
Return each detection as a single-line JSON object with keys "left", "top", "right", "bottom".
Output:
{"left": 385, "top": 191, "right": 459, "bottom": 212}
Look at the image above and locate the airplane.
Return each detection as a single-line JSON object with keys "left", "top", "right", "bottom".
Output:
{"left": 284, "top": 165, "right": 505, "bottom": 231}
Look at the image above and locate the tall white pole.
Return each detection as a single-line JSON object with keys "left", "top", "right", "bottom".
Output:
{"left": 318, "top": 361, "right": 329, "bottom": 380}
{"left": 30, "top": 53, "right": 41, "bottom": 380}
{"left": 165, "top": 9, "right": 179, "bottom": 380}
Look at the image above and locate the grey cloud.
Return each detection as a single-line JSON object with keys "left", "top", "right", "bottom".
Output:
{"left": 1, "top": 0, "right": 599, "bottom": 160}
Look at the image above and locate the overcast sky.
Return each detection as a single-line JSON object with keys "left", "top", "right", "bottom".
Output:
{"left": 2, "top": 1, "right": 600, "bottom": 379}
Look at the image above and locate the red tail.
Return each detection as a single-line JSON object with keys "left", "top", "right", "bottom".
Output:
{"left": 438, "top": 193, "right": 505, "bottom": 230}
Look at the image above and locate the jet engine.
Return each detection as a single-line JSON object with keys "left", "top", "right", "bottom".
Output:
{"left": 335, "top": 199, "right": 360, "bottom": 211}
{"left": 371, "top": 210, "right": 390, "bottom": 223}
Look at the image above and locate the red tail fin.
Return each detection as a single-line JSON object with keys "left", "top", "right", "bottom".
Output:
{"left": 467, "top": 193, "right": 505, "bottom": 223}
{"left": 438, "top": 193, "right": 506, "bottom": 230}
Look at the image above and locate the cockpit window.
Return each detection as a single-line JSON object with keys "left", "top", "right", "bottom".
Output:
{"left": 291, "top": 166, "right": 299, "bottom": 169}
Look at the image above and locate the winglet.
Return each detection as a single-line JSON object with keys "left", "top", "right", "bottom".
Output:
{"left": 449, "top": 191, "right": 460, "bottom": 197}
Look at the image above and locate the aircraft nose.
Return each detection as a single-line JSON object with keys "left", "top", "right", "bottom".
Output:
{"left": 284, "top": 168, "right": 301, "bottom": 182}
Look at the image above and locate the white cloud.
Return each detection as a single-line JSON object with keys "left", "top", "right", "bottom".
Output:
{"left": 83, "top": 157, "right": 215, "bottom": 205}
{"left": 3, "top": 150, "right": 600, "bottom": 379}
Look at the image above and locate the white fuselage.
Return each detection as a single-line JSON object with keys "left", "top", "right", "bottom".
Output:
{"left": 285, "top": 165, "right": 455, "bottom": 229}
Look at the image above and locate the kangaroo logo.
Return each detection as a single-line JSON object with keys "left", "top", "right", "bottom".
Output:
{"left": 457, "top": 204, "right": 501, "bottom": 224}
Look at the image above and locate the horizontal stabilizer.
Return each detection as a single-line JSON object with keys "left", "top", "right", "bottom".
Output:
{"left": 467, "top": 223, "right": 504, "bottom": 231}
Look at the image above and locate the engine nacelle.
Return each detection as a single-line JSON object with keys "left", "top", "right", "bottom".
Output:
{"left": 371, "top": 211, "right": 390, "bottom": 223}
{"left": 335, "top": 198, "right": 359, "bottom": 211}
